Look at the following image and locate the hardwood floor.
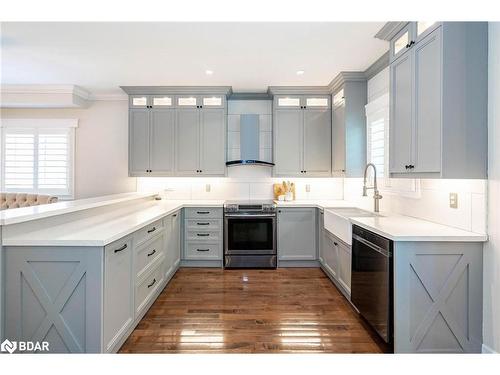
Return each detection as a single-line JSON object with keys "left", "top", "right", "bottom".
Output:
{"left": 119, "top": 268, "right": 387, "bottom": 353}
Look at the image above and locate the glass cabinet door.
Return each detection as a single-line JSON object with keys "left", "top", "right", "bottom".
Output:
{"left": 176, "top": 95, "right": 199, "bottom": 108}
{"left": 129, "top": 95, "right": 150, "bottom": 108}
{"left": 304, "top": 96, "right": 330, "bottom": 109}
{"left": 275, "top": 95, "right": 302, "bottom": 109}
{"left": 391, "top": 23, "right": 415, "bottom": 62}
{"left": 201, "top": 95, "right": 224, "bottom": 108}
{"left": 416, "top": 21, "right": 438, "bottom": 42}
{"left": 151, "top": 96, "right": 173, "bottom": 108}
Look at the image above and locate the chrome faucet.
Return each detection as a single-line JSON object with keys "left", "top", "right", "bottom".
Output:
{"left": 363, "top": 163, "right": 383, "bottom": 213}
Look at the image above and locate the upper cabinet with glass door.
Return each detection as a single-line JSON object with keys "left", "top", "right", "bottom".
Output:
{"left": 175, "top": 95, "right": 226, "bottom": 109}
{"left": 390, "top": 22, "right": 440, "bottom": 62}
{"left": 274, "top": 95, "right": 330, "bottom": 110}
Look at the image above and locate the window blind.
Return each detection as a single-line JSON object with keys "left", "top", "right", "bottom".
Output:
{"left": 1, "top": 126, "right": 74, "bottom": 197}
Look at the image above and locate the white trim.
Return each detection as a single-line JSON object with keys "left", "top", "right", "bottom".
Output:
{"left": 482, "top": 344, "right": 498, "bottom": 354}
{"left": 0, "top": 118, "right": 79, "bottom": 129}
{"left": 1, "top": 84, "right": 90, "bottom": 99}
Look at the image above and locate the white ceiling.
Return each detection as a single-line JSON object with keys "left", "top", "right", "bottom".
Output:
{"left": 1, "top": 22, "right": 388, "bottom": 96}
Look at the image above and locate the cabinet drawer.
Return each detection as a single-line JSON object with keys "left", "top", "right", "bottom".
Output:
{"left": 135, "top": 258, "right": 164, "bottom": 317}
{"left": 135, "top": 235, "right": 164, "bottom": 278}
{"left": 185, "top": 229, "right": 221, "bottom": 242}
{"left": 184, "top": 207, "right": 222, "bottom": 219}
{"left": 184, "top": 242, "right": 222, "bottom": 260}
{"left": 134, "top": 219, "right": 164, "bottom": 246}
{"left": 185, "top": 219, "right": 221, "bottom": 230}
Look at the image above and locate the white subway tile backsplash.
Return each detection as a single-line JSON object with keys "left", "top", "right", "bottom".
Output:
{"left": 259, "top": 131, "right": 272, "bottom": 149}
{"left": 259, "top": 115, "right": 272, "bottom": 131}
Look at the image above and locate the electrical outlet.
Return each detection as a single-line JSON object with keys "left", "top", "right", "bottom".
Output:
{"left": 449, "top": 193, "right": 458, "bottom": 209}
{"left": 206, "top": 184, "right": 211, "bottom": 193}
{"left": 306, "top": 184, "right": 311, "bottom": 193}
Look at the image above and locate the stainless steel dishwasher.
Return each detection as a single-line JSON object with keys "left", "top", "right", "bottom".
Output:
{"left": 351, "top": 224, "right": 393, "bottom": 345}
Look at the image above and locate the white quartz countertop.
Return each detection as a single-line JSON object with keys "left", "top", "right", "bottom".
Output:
{"left": 0, "top": 192, "right": 158, "bottom": 226}
{"left": 350, "top": 215, "right": 488, "bottom": 242}
{"left": 1, "top": 199, "right": 225, "bottom": 247}
{"left": 1, "top": 195, "right": 487, "bottom": 246}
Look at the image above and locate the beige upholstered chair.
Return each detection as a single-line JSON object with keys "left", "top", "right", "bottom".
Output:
{"left": 0, "top": 193, "right": 58, "bottom": 210}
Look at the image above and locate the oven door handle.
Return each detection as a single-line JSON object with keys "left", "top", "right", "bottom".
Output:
{"left": 353, "top": 234, "right": 391, "bottom": 257}
{"left": 224, "top": 213, "right": 276, "bottom": 218}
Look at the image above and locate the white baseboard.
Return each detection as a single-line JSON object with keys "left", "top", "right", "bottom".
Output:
{"left": 482, "top": 344, "right": 498, "bottom": 354}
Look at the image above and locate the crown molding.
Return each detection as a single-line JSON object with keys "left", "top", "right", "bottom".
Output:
{"left": 267, "top": 86, "right": 331, "bottom": 96}
{"left": 364, "top": 51, "right": 390, "bottom": 80}
{"left": 120, "top": 86, "right": 233, "bottom": 96}
{"left": 374, "top": 22, "right": 409, "bottom": 41}
{"left": 328, "top": 72, "right": 367, "bottom": 94}
{"left": 0, "top": 84, "right": 91, "bottom": 108}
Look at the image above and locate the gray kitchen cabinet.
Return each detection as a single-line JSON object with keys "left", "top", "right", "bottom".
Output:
{"left": 150, "top": 109, "right": 175, "bottom": 174}
{"left": 321, "top": 230, "right": 338, "bottom": 278}
{"left": 183, "top": 207, "right": 223, "bottom": 264}
{"left": 273, "top": 93, "right": 331, "bottom": 177}
{"left": 175, "top": 107, "right": 226, "bottom": 176}
{"left": 389, "top": 52, "right": 413, "bottom": 174}
{"left": 330, "top": 74, "right": 367, "bottom": 177}
{"left": 103, "top": 237, "right": 134, "bottom": 353}
{"left": 394, "top": 241, "right": 483, "bottom": 353}
{"left": 129, "top": 108, "right": 175, "bottom": 176}
{"left": 200, "top": 109, "right": 226, "bottom": 175}
{"left": 176, "top": 109, "right": 200, "bottom": 175}
{"left": 277, "top": 208, "right": 317, "bottom": 261}
{"left": 274, "top": 109, "right": 303, "bottom": 176}
{"left": 122, "top": 86, "right": 231, "bottom": 178}
{"left": 129, "top": 109, "right": 150, "bottom": 175}
{"left": 303, "top": 109, "right": 332, "bottom": 175}
{"left": 164, "top": 211, "right": 181, "bottom": 280}
{"left": 336, "top": 240, "right": 351, "bottom": 295}
{"left": 388, "top": 22, "right": 488, "bottom": 178}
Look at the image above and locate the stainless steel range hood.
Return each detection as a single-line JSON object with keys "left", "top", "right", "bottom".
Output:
{"left": 226, "top": 112, "right": 274, "bottom": 167}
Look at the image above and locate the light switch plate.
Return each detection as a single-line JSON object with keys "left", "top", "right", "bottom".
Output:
{"left": 449, "top": 193, "right": 458, "bottom": 209}
{"left": 206, "top": 184, "right": 211, "bottom": 193}
{"left": 306, "top": 184, "right": 311, "bottom": 193}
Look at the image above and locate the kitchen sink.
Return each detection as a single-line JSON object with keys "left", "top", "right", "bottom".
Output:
{"left": 323, "top": 207, "right": 381, "bottom": 245}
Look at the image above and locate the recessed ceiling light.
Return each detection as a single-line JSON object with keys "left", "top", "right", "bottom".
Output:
{"left": 296, "top": 70, "right": 305, "bottom": 75}
{"left": 205, "top": 70, "right": 214, "bottom": 75}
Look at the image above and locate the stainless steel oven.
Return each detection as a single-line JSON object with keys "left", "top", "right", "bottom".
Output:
{"left": 224, "top": 201, "right": 277, "bottom": 269}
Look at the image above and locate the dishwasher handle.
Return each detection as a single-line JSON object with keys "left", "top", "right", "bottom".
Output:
{"left": 353, "top": 234, "right": 391, "bottom": 257}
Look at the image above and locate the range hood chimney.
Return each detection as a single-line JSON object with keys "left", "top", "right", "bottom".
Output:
{"left": 226, "top": 111, "right": 274, "bottom": 167}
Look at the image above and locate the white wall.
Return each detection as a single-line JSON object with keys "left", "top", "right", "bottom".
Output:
{"left": 483, "top": 21, "right": 500, "bottom": 354}
{"left": 1, "top": 100, "right": 136, "bottom": 199}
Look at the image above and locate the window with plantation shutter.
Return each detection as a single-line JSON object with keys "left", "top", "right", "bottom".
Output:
{"left": 1, "top": 119, "right": 76, "bottom": 198}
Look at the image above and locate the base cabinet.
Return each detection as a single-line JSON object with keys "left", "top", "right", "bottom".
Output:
{"left": 277, "top": 208, "right": 317, "bottom": 261}
{"left": 2, "top": 214, "right": 182, "bottom": 353}
{"left": 103, "top": 237, "right": 134, "bottom": 353}
{"left": 319, "top": 225, "right": 351, "bottom": 299}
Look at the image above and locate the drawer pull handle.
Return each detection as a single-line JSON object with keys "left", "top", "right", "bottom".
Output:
{"left": 197, "top": 222, "right": 210, "bottom": 226}
{"left": 147, "top": 278, "right": 157, "bottom": 288}
{"left": 197, "top": 233, "right": 209, "bottom": 237}
{"left": 147, "top": 249, "right": 156, "bottom": 257}
{"left": 147, "top": 227, "right": 156, "bottom": 234}
{"left": 114, "top": 244, "right": 127, "bottom": 253}
{"left": 197, "top": 248, "right": 210, "bottom": 252}
{"left": 172, "top": 214, "right": 177, "bottom": 217}
{"left": 197, "top": 211, "right": 210, "bottom": 214}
